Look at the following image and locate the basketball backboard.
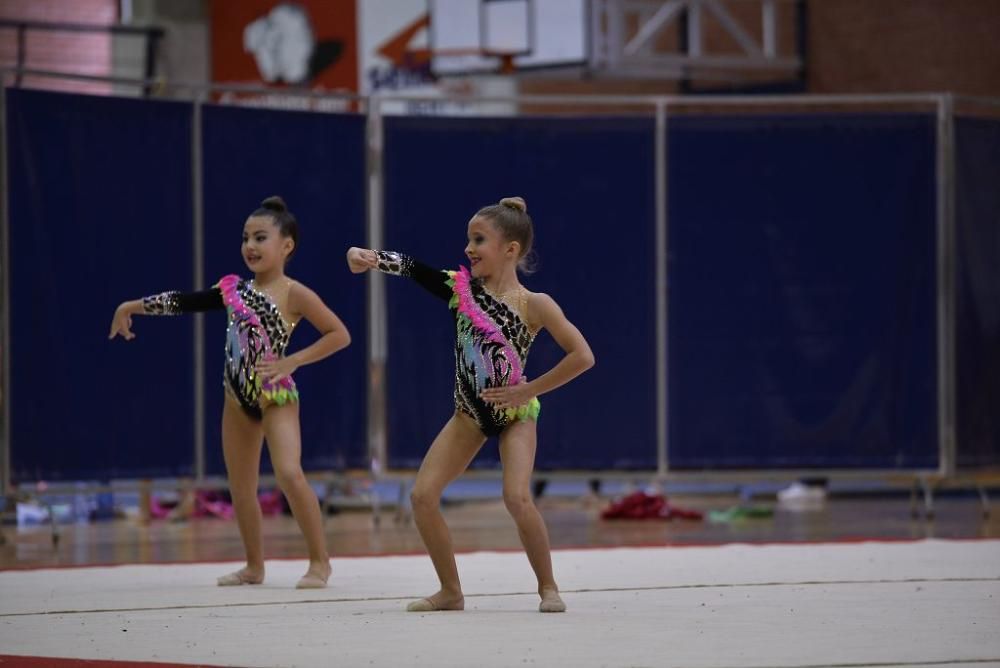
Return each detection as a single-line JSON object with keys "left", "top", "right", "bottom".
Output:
{"left": 428, "top": 0, "right": 587, "bottom": 76}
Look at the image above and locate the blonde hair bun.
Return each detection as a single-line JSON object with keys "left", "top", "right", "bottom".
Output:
{"left": 499, "top": 196, "right": 527, "bottom": 213}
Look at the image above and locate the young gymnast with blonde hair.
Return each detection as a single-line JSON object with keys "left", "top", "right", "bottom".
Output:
{"left": 347, "top": 196, "right": 594, "bottom": 612}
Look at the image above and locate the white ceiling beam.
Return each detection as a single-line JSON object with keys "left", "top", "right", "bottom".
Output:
{"left": 624, "top": 0, "right": 687, "bottom": 56}
{"left": 703, "top": 0, "right": 763, "bottom": 56}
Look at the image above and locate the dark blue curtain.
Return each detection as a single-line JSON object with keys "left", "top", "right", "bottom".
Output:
{"left": 667, "top": 114, "right": 938, "bottom": 469}
{"left": 955, "top": 117, "right": 1000, "bottom": 468}
{"left": 6, "top": 91, "right": 961, "bottom": 481}
{"left": 7, "top": 89, "right": 195, "bottom": 481}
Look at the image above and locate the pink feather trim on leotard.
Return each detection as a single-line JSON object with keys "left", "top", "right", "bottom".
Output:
{"left": 451, "top": 266, "right": 524, "bottom": 385}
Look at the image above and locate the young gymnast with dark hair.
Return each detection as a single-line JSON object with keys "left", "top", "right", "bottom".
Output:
{"left": 110, "top": 196, "right": 350, "bottom": 589}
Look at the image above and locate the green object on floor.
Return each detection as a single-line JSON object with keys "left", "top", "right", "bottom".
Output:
{"left": 708, "top": 505, "right": 774, "bottom": 523}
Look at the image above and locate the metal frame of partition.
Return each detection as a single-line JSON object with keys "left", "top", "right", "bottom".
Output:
{"left": 937, "top": 93, "right": 957, "bottom": 479}
{"left": 191, "top": 95, "right": 206, "bottom": 483}
{"left": 366, "top": 97, "right": 388, "bottom": 479}
{"left": 1, "top": 69, "right": 997, "bottom": 509}
{"left": 655, "top": 100, "right": 670, "bottom": 477}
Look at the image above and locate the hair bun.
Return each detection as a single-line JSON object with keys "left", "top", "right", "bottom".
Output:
{"left": 261, "top": 195, "right": 288, "bottom": 212}
{"left": 499, "top": 196, "right": 527, "bottom": 213}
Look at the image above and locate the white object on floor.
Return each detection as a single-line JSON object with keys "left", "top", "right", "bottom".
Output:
{"left": 777, "top": 481, "right": 828, "bottom": 504}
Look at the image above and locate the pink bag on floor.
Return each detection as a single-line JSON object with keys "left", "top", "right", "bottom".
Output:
{"left": 257, "top": 489, "right": 285, "bottom": 516}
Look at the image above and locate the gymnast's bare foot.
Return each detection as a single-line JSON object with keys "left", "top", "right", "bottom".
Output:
{"left": 406, "top": 589, "right": 465, "bottom": 612}
{"left": 217, "top": 565, "right": 265, "bottom": 586}
{"left": 539, "top": 586, "right": 566, "bottom": 613}
{"left": 296, "top": 560, "right": 332, "bottom": 589}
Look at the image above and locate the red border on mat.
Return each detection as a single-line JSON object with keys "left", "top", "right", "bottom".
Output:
{"left": 0, "top": 656, "right": 228, "bottom": 668}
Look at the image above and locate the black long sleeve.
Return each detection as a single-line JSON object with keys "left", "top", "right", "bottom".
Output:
{"left": 374, "top": 250, "right": 453, "bottom": 302}
{"left": 142, "top": 287, "right": 225, "bottom": 315}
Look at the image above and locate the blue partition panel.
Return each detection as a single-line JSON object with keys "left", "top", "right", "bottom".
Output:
{"left": 955, "top": 118, "right": 1000, "bottom": 469}
{"left": 7, "top": 89, "right": 195, "bottom": 481}
{"left": 200, "top": 105, "right": 368, "bottom": 474}
{"left": 383, "top": 116, "right": 657, "bottom": 470}
{"left": 668, "top": 114, "right": 937, "bottom": 469}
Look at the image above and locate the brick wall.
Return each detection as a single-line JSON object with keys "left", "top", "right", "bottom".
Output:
{"left": 522, "top": 0, "right": 1000, "bottom": 99}
{"left": 808, "top": 0, "right": 1000, "bottom": 97}
{"left": 0, "top": 0, "right": 117, "bottom": 94}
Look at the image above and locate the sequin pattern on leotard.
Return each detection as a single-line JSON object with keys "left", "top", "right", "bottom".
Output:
{"left": 218, "top": 275, "right": 298, "bottom": 417}
{"left": 375, "top": 251, "right": 540, "bottom": 437}
{"left": 141, "top": 275, "right": 298, "bottom": 420}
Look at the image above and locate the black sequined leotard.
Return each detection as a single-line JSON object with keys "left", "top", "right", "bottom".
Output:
{"left": 375, "top": 251, "right": 540, "bottom": 437}
{"left": 141, "top": 274, "right": 298, "bottom": 420}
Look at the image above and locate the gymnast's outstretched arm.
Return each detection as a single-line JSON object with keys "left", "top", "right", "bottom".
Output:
{"left": 109, "top": 287, "right": 224, "bottom": 340}
{"left": 346, "top": 247, "right": 453, "bottom": 302}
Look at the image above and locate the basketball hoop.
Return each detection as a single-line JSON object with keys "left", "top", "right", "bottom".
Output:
{"left": 484, "top": 50, "right": 518, "bottom": 75}
{"left": 431, "top": 48, "right": 520, "bottom": 76}
{"left": 428, "top": 0, "right": 534, "bottom": 77}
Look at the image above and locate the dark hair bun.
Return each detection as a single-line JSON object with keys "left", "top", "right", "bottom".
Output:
{"left": 499, "top": 196, "right": 527, "bottom": 213}
{"left": 261, "top": 195, "right": 288, "bottom": 212}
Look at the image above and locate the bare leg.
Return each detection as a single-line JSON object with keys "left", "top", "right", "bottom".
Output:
{"left": 499, "top": 419, "right": 565, "bottom": 612}
{"left": 218, "top": 395, "right": 266, "bottom": 586}
{"left": 407, "top": 413, "right": 485, "bottom": 611}
{"left": 262, "top": 401, "right": 331, "bottom": 588}
{"left": 167, "top": 478, "right": 196, "bottom": 522}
